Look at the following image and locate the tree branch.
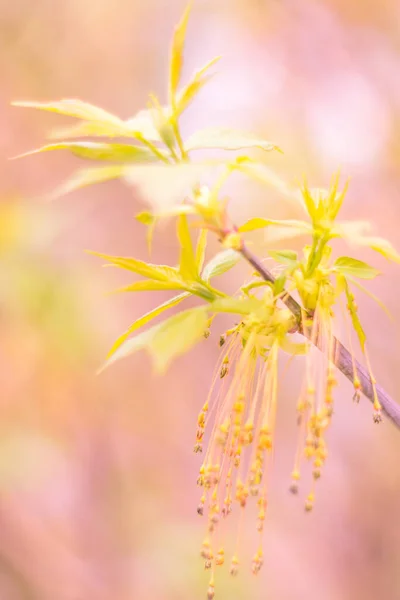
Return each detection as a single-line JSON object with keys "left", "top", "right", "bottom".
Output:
{"left": 240, "top": 242, "right": 400, "bottom": 428}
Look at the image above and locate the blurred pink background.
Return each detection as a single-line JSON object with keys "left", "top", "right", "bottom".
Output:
{"left": 2, "top": 1, "right": 400, "bottom": 599}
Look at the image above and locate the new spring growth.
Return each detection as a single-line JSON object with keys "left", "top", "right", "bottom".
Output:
{"left": 13, "top": 4, "right": 400, "bottom": 600}
{"left": 191, "top": 177, "right": 398, "bottom": 594}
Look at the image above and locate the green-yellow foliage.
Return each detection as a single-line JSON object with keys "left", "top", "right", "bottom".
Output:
{"left": 12, "top": 6, "right": 400, "bottom": 596}
{"left": 13, "top": 2, "right": 399, "bottom": 374}
{"left": 12, "top": 3, "right": 399, "bottom": 371}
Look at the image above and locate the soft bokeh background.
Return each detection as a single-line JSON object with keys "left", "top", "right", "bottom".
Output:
{"left": 2, "top": 0, "right": 400, "bottom": 598}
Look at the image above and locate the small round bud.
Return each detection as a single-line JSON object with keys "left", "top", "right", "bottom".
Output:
{"left": 207, "top": 582, "right": 215, "bottom": 600}
{"left": 230, "top": 556, "right": 239, "bottom": 576}
{"left": 305, "top": 492, "right": 314, "bottom": 512}
{"left": 373, "top": 410, "right": 382, "bottom": 424}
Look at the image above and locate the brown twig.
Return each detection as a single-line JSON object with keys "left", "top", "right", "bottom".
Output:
{"left": 240, "top": 242, "right": 400, "bottom": 428}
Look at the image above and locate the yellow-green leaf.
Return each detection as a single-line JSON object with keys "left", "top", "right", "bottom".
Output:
{"left": 101, "top": 292, "right": 190, "bottom": 369}
{"left": 48, "top": 108, "right": 163, "bottom": 143}
{"left": 300, "top": 181, "right": 319, "bottom": 222}
{"left": 14, "top": 142, "right": 161, "bottom": 163}
{"left": 50, "top": 165, "right": 127, "bottom": 199}
{"left": 268, "top": 249, "right": 298, "bottom": 265}
{"left": 332, "top": 222, "right": 400, "bottom": 263}
{"left": 238, "top": 217, "right": 312, "bottom": 234}
{"left": 124, "top": 108, "right": 164, "bottom": 141}
{"left": 210, "top": 296, "right": 262, "bottom": 315}
{"left": 358, "top": 236, "right": 400, "bottom": 263}
{"left": 113, "top": 280, "right": 186, "bottom": 293}
{"left": 273, "top": 273, "right": 287, "bottom": 296}
{"left": 13, "top": 99, "right": 122, "bottom": 125}
{"left": 169, "top": 3, "right": 192, "bottom": 103}
{"left": 185, "top": 128, "right": 281, "bottom": 153}
{"left": 234, "top": 161, "right": 303, "bottom": 208}
{"left": 333, "top": 257, "right": 380, "bottom": 280}
{"left": 195, "top": 228, "right": 208, "bottom": 272}
{"left": 124, "top": 163, "right": 215, "bottom": 210}
{"left": 176, "top": 56, "right": 221, "bottom": 116}
{"left": 177, "top": 214, "right": 198, "bottom": 279}
{"left": 238, "top": 217, "right": 270, "bottom": 233}
{"left": 148, "top": 95, "right": 176, "bottom": 152}
{"left": 89, "top": 251, "right": 182, "bottom": 282}
{"left": 328, "top": 176, "right": 349, "bottom": 220}
{"left": 48, "top": 120, "right": 133, "bottom": 140}
{"left": 149, "top": 306, "right": 207, "bottom": 373}
{"left": 330, "top": 220, "right": 372, "bottom": 240}
{"left": 202, "top": 249, "right": 241, "bottom": 281}
{"left": 185, "top": 281, "right": 222, "bottom": 302}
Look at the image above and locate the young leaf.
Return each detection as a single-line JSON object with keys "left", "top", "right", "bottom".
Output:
{"left": 177, "top": 214, "right": 198, "bottom": 279}
{"left": 48, "top": 108, "right": 164, "bottom": 143}
{"left": 357, "top": 236, "right": 400, "bottom": 263}
{"left": 148, "top": 95, "right": 176, "bottom": 153}
{"left": 195, "top": 228, "right": 208, "bottom": 273}
{"left": 13, "top": 142, "right": 162, "bottom": 163}
{"left": 124, "top": 108, "right": 164, "bottom": 141}
{"left": 13, "top": 99, "right": 123, "bottom": 125}
{"left": 210, "top": 296, "right": 262, "bottom": 315}
{"left": 268, "top": 249, "right": 298, "bottom": 266}
{"left": 50, "top": 165, "right": 127, "bottom": 199}
{"left": 169, "top": 3, "right": 192, "bottom": 104}
{"left": 234, "top": 161, "right": 303, "bottom": 208}
{"left": 238, "top": 217, "right": 271, "bottom": 233}
{"left": 48, "top": 120, "right": 133, "bottom": 140}
{"left": 330, "top": 220, "right": 372, "bottom": 240}
{"left": 124, "top": 163, "right": 215, "bottom": 210}
{"left": 175, "top": 56, "right": 221, "bottom": 116}
{"left": 333, "top": 257, "right": 380, "bottom": 280}
{"left": 328, "top": 176, "right": 349, "bottom": 220}
{"left": 149, "top": 306, "right": 207, "bottom": 373}
{"left": 273, "top": 273, "right": 287, "bottom": 296}
{"left": 186, "top": 281, "right": 222, "bottom": 302}
{"left": 238, "top": 217, "right": 312, "bottom": 234}
{"left": 89, "top": 251, "right": 183, "bottom": 283}
{"left": 101, "top": 292, "right": 190, "bottom": 369}
{"left": 332, "top": 221, "right": 400, "bottom": 263}
{"left": 300, "top": 181, "right": 319, "bottom": 222}
{"left": 202, "top": 249, "right": 241, "bottom": 281}
{"left": 185, "top": 128, "right": 281, "bottom": 153}
{"left": 113, "top": 280, "right": 187, "bottom": 293}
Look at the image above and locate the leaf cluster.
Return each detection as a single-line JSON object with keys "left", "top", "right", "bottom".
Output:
{"left": 12, "top": 4, "right": 400, "bottom": 374}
